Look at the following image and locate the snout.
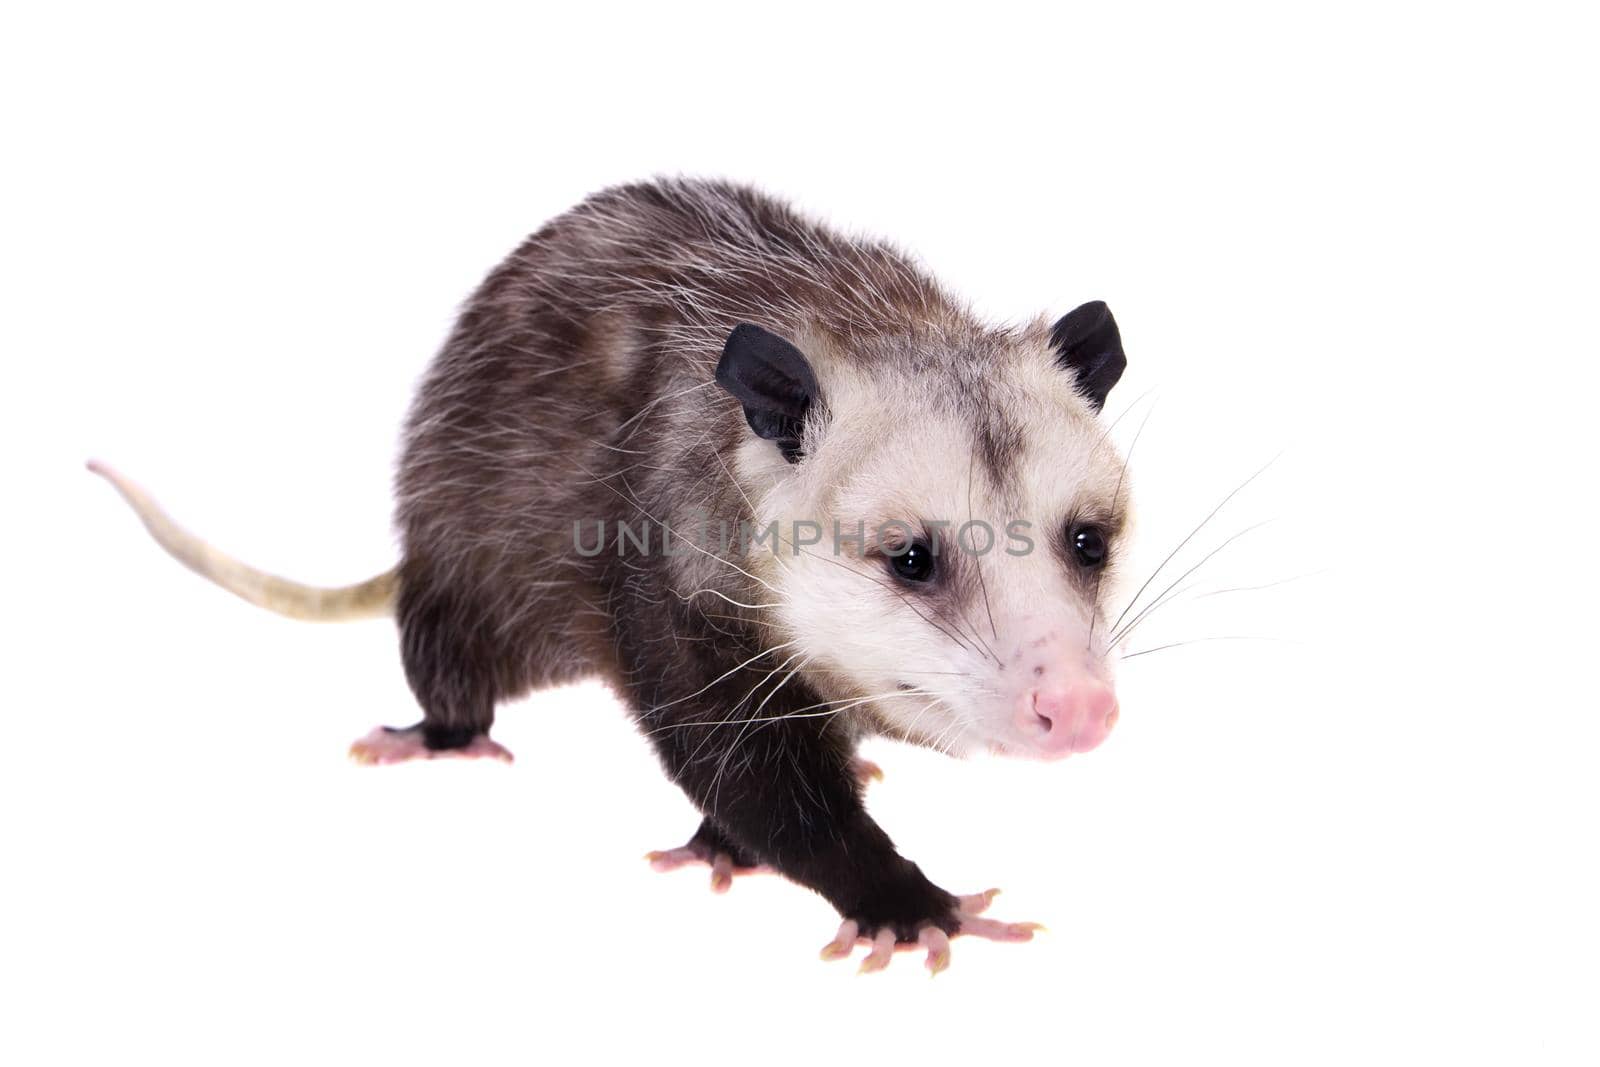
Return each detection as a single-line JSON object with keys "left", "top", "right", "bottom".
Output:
{"left": 1014, "top": 679, "right": 1119, "bottom": 758}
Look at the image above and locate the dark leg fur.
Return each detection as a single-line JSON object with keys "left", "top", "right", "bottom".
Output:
{"left": 381, "top": 722, "right": 481, "bottom": 750}
{"left": 619, "top": 604, "right": 961, "bottom": 943}
{"left": 395, "top": 564, "right": 509, "bottom": 751}
{"left": 686, "top": 817, "right": 762, "bottom": 870}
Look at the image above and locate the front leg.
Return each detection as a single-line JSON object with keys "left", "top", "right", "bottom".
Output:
{"left": 639, "top": 662, "right": 1037, "bottom": 972}
{"left": 645, "top": 757, "right": 885, "bottom": 892}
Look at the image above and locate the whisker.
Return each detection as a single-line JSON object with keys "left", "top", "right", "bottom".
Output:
{"left": 1110, "top": 519, "right": 1276, "bottom": 647}
{"left": 1109, "top": 452, "right": 1282, "bottom": 639}
{"left": 710, "top": 652, "right": 812, "bottom": 803}
{"left": 643, "top": 640, "right": 800, "bottom": 715}
{"left": 1192, "top": 568, "right": 1333, "bottom": 599}
{"left": 675, "top": 587, "right": 782, "bottom": 610}
{"left": 968, "top": 451, "right": 1000, "bottom": 645}
{"left": 679, "top": 646, "right": 808, "bottom": 766}
{"left": 1088, "top": 396, "right": 1158, "bottom": 650}
{"left": 1121, "top": 635, "right": 1286, "bottom": 659}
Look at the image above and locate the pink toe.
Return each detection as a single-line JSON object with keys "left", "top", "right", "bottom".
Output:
{"left": 820, "top": 920, "right": 859, "bottom": 961}
{"left": 920, "top": 928, "right": 952, "bottom": 975}
{"left": 348, "top": 727, "right": 429, "bottom": 765}
{"left": 857, "top": 930, "right": 897, "bottom": 974}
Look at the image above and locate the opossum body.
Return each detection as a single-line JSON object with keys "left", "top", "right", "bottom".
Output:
{"left": 94, "top": 179, "right": 1134, "bottom": 972}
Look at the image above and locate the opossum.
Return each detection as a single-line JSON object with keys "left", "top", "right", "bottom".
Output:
{"left": 91, "top": 178, "right": 1133, "bottom": 974}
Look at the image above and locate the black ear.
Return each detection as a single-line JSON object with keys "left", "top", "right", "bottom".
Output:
{"left": 715, "top": 323, "right": 820, "bottom": 463}
{"left": 1049, "top": 300, "right": 1126, "bottom": 412}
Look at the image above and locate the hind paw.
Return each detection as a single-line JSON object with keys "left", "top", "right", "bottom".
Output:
{"left": 347, "top": 725, "right": 514, "bottom": 765}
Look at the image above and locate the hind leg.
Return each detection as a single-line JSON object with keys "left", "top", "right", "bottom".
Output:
{"left": 349, "top": 572, "right": 518, "bottom": 766}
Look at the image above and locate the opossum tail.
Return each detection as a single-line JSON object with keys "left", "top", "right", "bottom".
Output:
{"left": 87, "top": 460, "right": 396, "bottom": 622}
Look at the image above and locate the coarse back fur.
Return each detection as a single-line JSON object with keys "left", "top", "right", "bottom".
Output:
{"left": 394, "top": 178, "right": 1120, "bottom": 737}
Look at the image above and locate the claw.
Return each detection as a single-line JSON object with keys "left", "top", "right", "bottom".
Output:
{"left": 957, "top": 887, "right": 1001, "bottom": 914}
{"left": 851, "top": 757, "right": 885, "bottom": 784}
{"left": 709, "top": 853, "right": 735, "bottom": 894}
{"left": 857, "top": 929, "right": 897, "bottom": 974}
{"left": 919, "top": 927, "right": 952, "bottom": 976}
{"left": 820, "top": 920, "right": 859, "bottom": 961}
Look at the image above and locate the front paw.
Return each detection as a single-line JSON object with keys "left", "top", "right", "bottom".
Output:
{"left": 820, "top": 888, "right": 1043, "bottom": 975}
{"left": 645, "top": 817, "right": 766, "bottom": 893}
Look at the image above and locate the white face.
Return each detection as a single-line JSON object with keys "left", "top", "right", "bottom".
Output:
{"left": 742, "top": 333, "right": 1133, "bottom": 760}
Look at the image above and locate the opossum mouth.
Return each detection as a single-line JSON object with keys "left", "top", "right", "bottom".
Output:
{"left": 986, "top": 738, "right": 1066, "bottom": 761}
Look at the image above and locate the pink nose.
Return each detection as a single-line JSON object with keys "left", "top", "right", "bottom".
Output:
{"left": 1016, "top": 681, "right": 1119, "bottom": 757}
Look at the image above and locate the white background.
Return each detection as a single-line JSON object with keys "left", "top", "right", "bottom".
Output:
{"left": 3, "top": 2, "right": 1596, "bottom": 1064}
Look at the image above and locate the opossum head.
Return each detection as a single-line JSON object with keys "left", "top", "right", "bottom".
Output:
{"left": 718, "top": 302, "right": 1133, "bottom": 760}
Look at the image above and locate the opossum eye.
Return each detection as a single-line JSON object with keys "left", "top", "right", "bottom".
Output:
{"left": 888, "top": 539, "right": 937, "bottom": 583}
{"left": 1071, "top": 525, "right": 1108, "bottom": 568}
